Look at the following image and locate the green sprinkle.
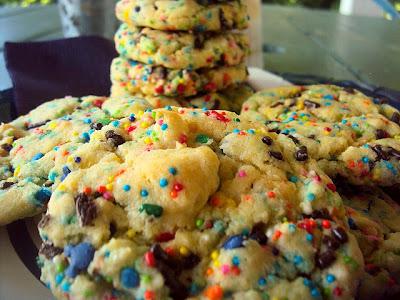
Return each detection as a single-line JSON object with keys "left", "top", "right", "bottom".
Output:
{"left": 196, "top": 134, "right": 209, "bottom": 144}
{"left": 196, "top": 218, "right": 204, "bottom": 228}
{"left": 139, "top": 204, "right": 163, "bottom": 218}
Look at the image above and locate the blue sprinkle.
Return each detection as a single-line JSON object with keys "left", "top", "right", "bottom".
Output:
{"left": 303, "top": 278, "right": 312, "bottom": 287}
{"left": 362, "top": 156, "right": 369, "bottom": 163}
{"left": 140, "top": 189, "right": 149, "bottom": 197}
{"left": 288, "top": 224, "right": 296, "bottom": 232}
{"left": 258, "top": 277, "right": 267, "bottom": 286}
{"left": 112, "top": 120, "right": 120, "bottom": 127}
{"left": 129, "top": 114, "right": 136, "bottom": 122}
{"left": 189, "top": 283, "right": 200, "bottom": 295}
{"left": 61, "top": 281, "right": 71, "bottom": 293}
{"left": 222, "top": 234, "right": 244, "bottom": 250}
{"left": 48, "top": 171, "right": 58, "bottom": 182}
{"left": 165, "top": 106, "right": 172, "bottom": 111}
{"left": 54, "top": 146, "right": 60, "bottom": 151}
{"left": 247, "top": 129, "right": 255, "bottom": 134}
{"left": 83, "top": 118, "right": 92, "bottom": 124}
{"left": 289, "top": 175, "right": 298, "bottom": 183}
{"left": 325, "top": 102, "right": 332, "bottom": 106}
{"left": 233, "top": 128, "right": 240, "bottom": 134}
{"left": 311, "top": 288, "right": 320, "bottom": 297}
{"left": 123, "top": 185, "right": 131, "bottom": 192}
{"left": 232, "top": 256, "right": 240, "bottom": 266}
{"left": 81, "top": 132, "right": 90, "bottom": 142}
{"left": 294, "top": 255, "right": 303, "bottom": 265}
{"left": 307, "top": 193, "right": 316, "bottom": 201}
{"left": 348, "top": 217, "right": 358, "bottom": 230}
{"left": 63, "top": 166, "right": 71, "bottom": 175}
{"left": 104, "top": 250, "right": 111, "bottom": 258}
{"left": 64, "top": 242, "right": 95, "bottom": 278}
{"left": 120, "top": 267, "right": 140, "bottom": 288}
{"left": 55, "top": 273, "right": 64, "bottom": 286}
{"left": 326, "top": 274, "right": 336, "bottom": 284}
{"left": 74, "top": 157, "right": 81, "bottom": 163}
{"left": 34, "top": 188, "right": 52, "bottom": 206}
{"left": 306, "top": 233, "right": 313, "bottom": 242}
{"left": 323, "top": 95, "right": 334, "bottom": 100}
{"left": 169, "top": 167, "right": 177, "bottom": 175}
{"left": 88, "top": 129, "right": 95, "bottom": 135}
{"left": 159, "top": 178, "right": 168, "bottom": 188}
{"left": 161, "top": 124, "right": 168, "bottom": 131}
{"left": 32, "top": 153, "right": 44, "bottom": 161}
{"left": 341, "top": 120, "right": 347, "bottom": 124}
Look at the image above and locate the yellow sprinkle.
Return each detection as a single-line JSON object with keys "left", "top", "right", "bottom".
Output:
{"left": 58, "top": 184, "right": 66, "bottom": 192}
{"left": 108, "top": 176, "right": 115, "bottom": 182}
{"left": 137, "top": 110, "right": 144, "bottom": 118}
{"left": 123, "top": 123, "right": 130, "bottom": 129}
{"left": 14, "top": 165, "right": 21, "bottom": 177}
{"left": 106, "top": 183, "right": 113, "bottom": 191}
{"left": 48, "top": 122, "right": 57, "bottom": 130}
{"left": 213, "top": 260, "right": 220, "bottom": 268}
{"left": 73, "top": 131, "right": 79, "bottom": 136}
{"left": 126, "top": 229, "right": 135, "bottom": 239}
{"left": 140, "top": 122, "right": 149, "bottom": 129}
{"left": 144, "top": 137, "right": 152, "bottom": 145}
{"left": 67, "top": 156, "right": 74, "bottom": 163}
{"left": 297, "top": 102, "right": 304, "bottom": 110}
{"left": 210, "top": 250, "right": 219, "bottom": 260}
{"left": 179, "top": 246, "right": 189, "bottom": 256}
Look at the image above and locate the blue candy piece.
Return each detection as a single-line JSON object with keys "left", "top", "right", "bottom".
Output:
{"left": 34, "top": 188, "right": 52, "bottom": 206}
{"left": 32, "top": 152, "right": 44, "bottom": 161}
{"left": 64, "top": 242, "right": 95, "bottom": 278}
{"left": 222, "top": 234, "right": 244, "bottom": 250}
{"left": 120, "top": 267, "right": 140, "bottom": 288}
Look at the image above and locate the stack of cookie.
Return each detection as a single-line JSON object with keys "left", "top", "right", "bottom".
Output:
{"left": 111, "top": 0, "right": 252, "bottom": 111}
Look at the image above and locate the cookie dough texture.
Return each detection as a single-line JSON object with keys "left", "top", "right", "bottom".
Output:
{"left": 111, "top": 57, "right": 248, "bottom": 97}
{"left": 115, "top": 23, "right": 250, "bottom": 70}
{"left": 37, "top": 107, "right": 364, "bottom": 300}
{"left": 341, "top": 186, "right": 400, "bottom": 299}
{"left": 115, "top": 0, "right": 249, "bottom": 32}
{"left": 241, "top": 85, "right": 400, "bottom": 186}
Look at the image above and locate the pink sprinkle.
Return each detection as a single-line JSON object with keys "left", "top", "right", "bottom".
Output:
{"left": 238, "top": 170, "right": 247, "bottom": 178}
{"left": 158, "top": 119, "right": 164, "bottom": 125}
{"left": 221, "top": 264, "right": 230, "bottom": 275}
{"left": 103, "top": 192, "right": 113, "bottom": 200}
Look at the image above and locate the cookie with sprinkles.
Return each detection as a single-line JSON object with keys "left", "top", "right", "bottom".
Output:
{"left": 110, "top": 83, "right": 254, "bottom": 113}
{"left": 110, "top": 57, "right": 248, "bottom": 97}
{"left": 241, "top": 85, "right": 400, "bottom": 123}
{"left": 37, "top": 107, "right": 364, "bottom": 299}
{"left": 115, "top": 23, "right": 250, "bottom": 70}
{"left": 340, "top": 186, "right": 400, "bottom": 299}
{"left": 115, "top": 0, "right": 249, "bottom": 32}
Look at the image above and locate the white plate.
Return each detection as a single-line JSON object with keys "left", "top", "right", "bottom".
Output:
{"left": 0, "top": 68, "right": 291, "bottom": 300}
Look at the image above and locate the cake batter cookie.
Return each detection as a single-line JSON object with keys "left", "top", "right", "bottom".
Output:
{"left": 115, "top": 0, "right": 249, "bottom": 32}
{"left": 111, "top": 57, "right": 248, "bottom": 97}
{"left": 341, "top": 186, "right": 400, "bottom": 299}
{"left": 115, "top": 23, "right": 250, "bottom": 70}
{"left": 37, "top": 107, "right": 363, "bottom": 299}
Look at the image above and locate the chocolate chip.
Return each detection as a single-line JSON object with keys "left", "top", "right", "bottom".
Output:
{"left": 288, "top": 135, "right": 300, "bottom": 145}
{"left": 310, "top": 208, "right": 331, "bottom": 220}
{"left": 269, "top": 151, "right": 283, "bottom": 161}
{"left": 0, "top": 181, "right": 14, "bottom": 189}
{"left": 211, "top": 99, "right": 221, "bottom": 110}
{"left": 316, "top": 250, "right": 336, "bottom": 269}
{"left": 249, "top": 223, "right": 268, "bottom": 245}
{"left": 194, "top": 34, "right": 205, "bottom": 49}
{"left": 295, "top": 146, "right": 308, "bottom": 161}
{"left": 332, "top": 227, "right": 348, "bottom": 244}
{"left": 272, "top": 246, "right": 280, "bottom": 256}
{"left": 308, "top": 134, "right": 316, "bottom": 140}
{"left": 322, "top": 235, "right": 340, "bottom": 250}
{"left": 376, "top": 129, "right": 389, "bottom": 139}
{"left": 391, "top": 112, "right": 400, "bottom": 125}
{"left": 134, "top": 5, "right": 141, "bottom": 12}
{"left": 304, "top": 100, "right": 321, "bottom": 109}
{"left": 389, "top": 147, "right": 400, "bottom": 159}
{"left": 90, "top": 122, "right": 103, "bottom": 130}
{"left": 75, "top": 193, "right": 97, "bottom": 226}
{"left": 219, "top": 8, "right": 229, "bottom": 30}
{"left": 105, "top": 130, "right": 125, "bottom": 147}
{"left": 268, "top": 128, "right": 281, "bottom": 134}
{"left": 38, "top": 214, "right": 51, "bottom": 228}
{"left": 371, "top": 145, "right": 390, "bottom": 161}
{"left": 365, "top": 264, "right": 381, "bottom": 276}
{"left": 39, "top": 242, "right": 63, "bottom": 259}
{"left": 344, "top": 87, "right": 355, "bottom": 94}
{"left": 109, "top": 222, "right": 117, "bottom": 237}
{"left": 1, "top": 143, "right": 12, "bottom": 152}
{"left": 262, "top": 136, "right": 273, "bottom": 145}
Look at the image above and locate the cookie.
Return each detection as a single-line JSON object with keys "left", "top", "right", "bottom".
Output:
{"left": 110, "top": 57, "right": 248, "bottom": 97}
{"left": 340, "top": 186, "right": 400, "bottom": 299}
{"left": 37, "top": 107, "right": 364, "bottom": 299}
{"left": 115, "top": 0, "right": 249, "bottom": 32}
{"left": 110, "top": 83, "right": 254, "bottom": 113}
{"left": 241, "top": 85, "right": 400, "bottom": 186}
{"left": 115, "top": 23, "right": 250, "bottom": 70}
{"left": 0, "top": 96, "right": 153, "bottom": 226}
{"left": 241, "top": 85, "right": 400, "bottom": 123}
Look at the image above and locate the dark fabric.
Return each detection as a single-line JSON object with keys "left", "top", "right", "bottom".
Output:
{"left": 4, "top": 36, "right": 117, "bottom": 115}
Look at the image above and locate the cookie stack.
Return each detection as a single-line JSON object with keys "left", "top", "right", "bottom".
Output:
{"left": 111, "top": 0, "right": 252, "bottom": 110}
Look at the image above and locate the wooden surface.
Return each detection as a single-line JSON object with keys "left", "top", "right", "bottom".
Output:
{"left": 0, "top": 4, "right": 399, "bottom": 91}
{"left": 263, "top": 5, "right": 400, "bottom": 90}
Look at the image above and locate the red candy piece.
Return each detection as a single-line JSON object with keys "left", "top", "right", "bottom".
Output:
{"left": 145, "top": 251, "right": 155, "bottom": 267}
{"left": 155, "top": 232, "right": 175, "bottom": 243}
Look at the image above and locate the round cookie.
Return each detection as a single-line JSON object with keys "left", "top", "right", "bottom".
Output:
{"left": 110, "top": 57, "right": 248, "bottom": 97}
{"left": 115, "top": 0, "right": 249, "bottom": 32}
{"left": 37, "top": 107, "right": 363, "bottom": 299}
{"left": 115, "top": 23, "right": 250, "bottom": 70}
{"left": 340, "top": 186, "right": 400, "bottom": 299}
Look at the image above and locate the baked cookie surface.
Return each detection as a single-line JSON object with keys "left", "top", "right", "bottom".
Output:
{"left": 36, "top": 107, "right": 364, "bottom": 300}
{"left": 115, "top": 0, "right": 249, "bottom": 32}
{"left": 115, "top": 23, "right": 250, "bottom": 70}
